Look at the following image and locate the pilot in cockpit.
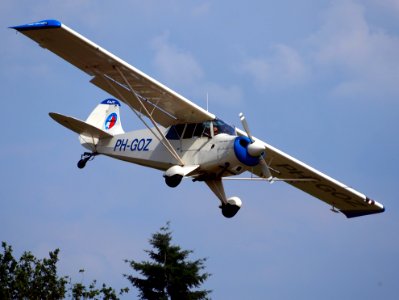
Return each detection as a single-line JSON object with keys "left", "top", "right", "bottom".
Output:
{"left": 213, "top": 123, "right": 219, "bottom": 136}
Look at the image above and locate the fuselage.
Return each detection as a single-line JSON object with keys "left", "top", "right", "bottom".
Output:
{"left": 88, "top": 127, "right": 248, "bottom": 179}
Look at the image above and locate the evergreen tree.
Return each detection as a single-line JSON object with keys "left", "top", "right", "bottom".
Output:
{"left": 124, "top": 222, "right": 211, "bottom": 300}
{"left": 71, "top": 278, "right": 127, "bottom": 300}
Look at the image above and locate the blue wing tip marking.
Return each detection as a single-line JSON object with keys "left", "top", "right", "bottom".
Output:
{"left": 10, "top": 19, "right": 61, "bottom": 31}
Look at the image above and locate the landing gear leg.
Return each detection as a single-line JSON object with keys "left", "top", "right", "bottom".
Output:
{"left": 205, "top": 179, "right": 242, "bottom": 218}
{"left": 77, "top": 152, "right": 97, "bottom": 169}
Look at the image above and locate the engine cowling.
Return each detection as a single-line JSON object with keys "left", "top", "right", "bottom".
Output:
{"left": 233, "top": 136, "right": 264, "bottom": 166}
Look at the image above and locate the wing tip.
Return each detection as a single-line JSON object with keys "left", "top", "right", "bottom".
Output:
{"left": 49, "top": 112, "right": 62, "bottom": 122}
{"left": 10, "top": 19, "right": 61, "bottom": 31}
{"left": 341, "top": 208, "right": 385, "bottom": 218}
{"left": 341, "top": 197, "right": 385, "bottom": 218}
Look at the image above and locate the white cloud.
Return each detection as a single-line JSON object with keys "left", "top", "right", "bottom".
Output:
{"left": 192, "top": 2, "right": 212, "bottom": 16}
{"left": 308, "top": 0, "right": 399, "bottom": 99}
{"left": 204, "top": 83, "right": 243, "bottom": 109}
{"left": 241, "top": 44, "right": 309, "bottom": 89}
{"left": 310, "top": 2, "right": 369, "bottom": 67}
{"left": 240, "top": 0, "right": 399, "bottom": 100}
{"left": 367, "top": 0, "right": 399, "bottom": 15}
{"left": 151, "top": 32, "right": 243, "bottom": 108}
{"left": 151, "top": 32, "right": 204, "bottom": 88}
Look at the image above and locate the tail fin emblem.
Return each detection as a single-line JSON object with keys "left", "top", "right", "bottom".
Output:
{"left": 105, "top": 113, "right": 117, "bottom": 130}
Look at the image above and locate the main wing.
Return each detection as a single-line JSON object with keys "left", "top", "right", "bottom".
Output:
{"left": 11, "top": 20, "right": 215, "bottom": 127}
{"left": 12, "top": 20, "right": 384, "bottom": 218}
{"left": 237, "top": 128, "right": 385, "bottom": 218}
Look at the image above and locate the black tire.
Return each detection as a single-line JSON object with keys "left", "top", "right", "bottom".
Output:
{"left": 165, "top": 174, "right": 183, "bottom": 188}
{"left": 221, "top": 203, "right": 240, "bottom": 218}
{"left": 77, "top": 159, "right": 86, "bottom": 169}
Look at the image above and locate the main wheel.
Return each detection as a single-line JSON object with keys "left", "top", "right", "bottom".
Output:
{"left": 221, "top": 203, "right": 240, "bottom": 218}
{"left": 164, "top": 174, "right": 183, "bottom": 188}
{"left": 220, "top": 197, "right": 242, "bottom": 218}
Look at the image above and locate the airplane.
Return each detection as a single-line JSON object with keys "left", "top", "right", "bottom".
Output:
{"left": 11, "top": 19, "right": 385, "bottom": 219}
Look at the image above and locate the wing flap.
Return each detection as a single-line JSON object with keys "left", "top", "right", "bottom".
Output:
{"left": 49, "top": 112, "right": 112, "bottom": 139}
{"left": 236, "top": 129, "right": 385, "bottom": 218}
{"left": 12, "top": 20, "right": 215, "bottom": 126}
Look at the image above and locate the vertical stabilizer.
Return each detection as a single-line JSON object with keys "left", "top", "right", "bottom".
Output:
{"left": 86, "top": 98, "right": 124, "bottom": 135}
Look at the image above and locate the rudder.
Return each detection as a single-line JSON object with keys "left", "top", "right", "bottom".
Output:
{"left": 86, "top": 98, "right": 124, "bottom": 135}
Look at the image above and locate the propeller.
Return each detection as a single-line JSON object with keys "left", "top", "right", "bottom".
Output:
{"left": 239, "top": 112, "right": 273, "bottom": 181}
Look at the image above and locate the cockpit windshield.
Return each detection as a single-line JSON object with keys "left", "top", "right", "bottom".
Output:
{"left": 166, "top": 118, "right": 235, "bottom": 140}
{"left": 212, "top": 118, "right": 236, "bottom": 136}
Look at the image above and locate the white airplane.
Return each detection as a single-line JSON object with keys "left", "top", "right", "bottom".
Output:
{"left": 11, "top": 19, "right": 385, "bottom": 218}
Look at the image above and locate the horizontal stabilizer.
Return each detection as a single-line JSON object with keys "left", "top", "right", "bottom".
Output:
{"left": 49, "top": 112, "right": 112, "bottom": 139}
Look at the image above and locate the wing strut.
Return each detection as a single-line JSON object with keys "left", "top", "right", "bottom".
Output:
{"left": 100, "top": 67, "right": 184, "bottom": 166}
{"left": 96, "top": 71, "right": 163, "bottom": 140}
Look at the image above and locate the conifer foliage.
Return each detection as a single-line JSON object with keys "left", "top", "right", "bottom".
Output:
{"left": 0, "top": 223, "right": 210, "bottom": 299}
{"left": 124, "top": 223, "right": 211, "bottom": 300}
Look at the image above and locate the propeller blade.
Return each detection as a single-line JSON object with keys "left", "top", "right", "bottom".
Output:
{"left": 239, "top": 112, "right": 274, "bottom": 182}
{"left": 259, "top": 156, "right": 273, "bottom": 181}
{"left": 239, "top": 112, "right": 254, "bottom": 143}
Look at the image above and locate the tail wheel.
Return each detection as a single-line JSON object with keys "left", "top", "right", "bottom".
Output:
{"left": 77, "top": 152, "right": 97, "bottom": 169}
{"left": 77, "top": 158, "right": 88, "bottom": 169}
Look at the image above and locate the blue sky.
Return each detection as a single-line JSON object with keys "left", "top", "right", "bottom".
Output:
{"left": 1, "top": 1, "right": 399, "bottom": 299}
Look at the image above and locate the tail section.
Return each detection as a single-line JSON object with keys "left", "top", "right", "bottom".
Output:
{"left": 49, "top": 112, "right": 112, "bottom": 139}
{"left": 85, "top": 98, "right": 124, "bottom": 135}
{"left": 49, "top": 98, "right": 125, "bottom": 152}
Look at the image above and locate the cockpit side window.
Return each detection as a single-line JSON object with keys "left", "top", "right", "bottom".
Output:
{"left": 166, "top": 124, "right": 185, "bottom": 140}
{"left": 193, "top": 122, "right": 204, "bottom": 137}
{"left": 201, "top": 121, "right": 211, "bottom": 138}
{"left": 183, "top": 124, "right": 196, "bottom": 139}
{"left": 184, "top": 121, "right": 212, "bottom": 138}
{"left": 166, "top": 120, "right": 230, "bottom": 140}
